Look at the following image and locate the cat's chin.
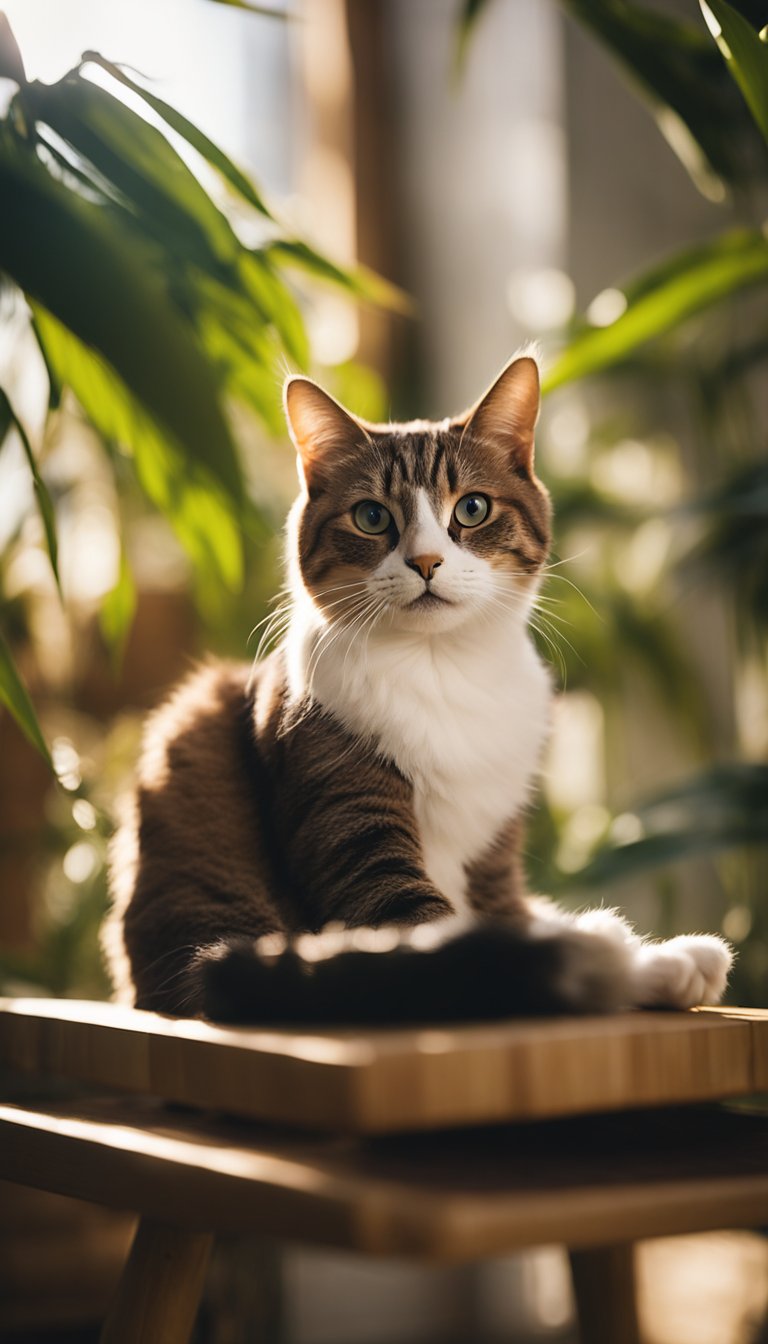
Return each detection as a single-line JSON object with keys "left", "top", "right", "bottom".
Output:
{"left": 384, "top": 596, "right": 476, "bottom": 634}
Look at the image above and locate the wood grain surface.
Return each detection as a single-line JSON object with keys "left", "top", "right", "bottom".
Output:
{"left": 1, "top": 999, "right": 766, "bottom": 1134}
{"left": 0, "top": 1097, "right": 765, "bottom": 1260}
{"left": 100, "top": 1219, "right": 212, "bottom": 1344}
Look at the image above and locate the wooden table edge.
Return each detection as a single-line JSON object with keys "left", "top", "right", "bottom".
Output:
{"left": 1, "top": 1100, "right": 767, "bottom": 1261}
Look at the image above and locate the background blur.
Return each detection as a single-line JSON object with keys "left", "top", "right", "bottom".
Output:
{"left": 1, "top": 0, "right": 767, "bottom": 1340}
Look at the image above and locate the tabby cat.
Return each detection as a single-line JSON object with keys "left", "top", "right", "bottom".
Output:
{"left": 103, "top": 355, "right": 732, "bottom": 1022}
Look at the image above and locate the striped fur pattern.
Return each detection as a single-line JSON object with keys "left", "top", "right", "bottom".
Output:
{"left": 104, "top": 356, "right": 733, "bottom": 1019}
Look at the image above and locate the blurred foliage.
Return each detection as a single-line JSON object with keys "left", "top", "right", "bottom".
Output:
{"left": 0, "top": 8, "right": 402, "bottom": 768}
{"left": 458, "top": 0, "right": 768, "bottom": 197}
{"left": 459, "top": 0, "right": 768, "bottom": 1002}
{"left": 562, "top": 0, "right": 768, "bottom": 198}
{"left": 703, "top": 0, "right": 768, "bottom": 143}
{"left": 542, "top": 0, "right": 768, "bottom": 1003}
{"left": 682, "top": 461, "right": 768, "bottom": 630}
{"left": 574, "top": 765, "right": 768, "bottom": 887}
{"left": 0, "top": 626, "right": 53, "bottom": 765}
{"left": 204, "top": 0, "right": 289, "bottom": 13}
{"left": 0, "top": 4, "right": 394, "bottom": 997}
{"left": 543, "top": 230, "right": 768, "bottom": 393}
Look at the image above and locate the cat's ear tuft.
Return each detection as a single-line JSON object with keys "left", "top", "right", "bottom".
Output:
{"left": 459, "top": 355, "right": 541, "bottom": 471}
{"left": 284, "top": 377, "right": 368, "bottom": 491}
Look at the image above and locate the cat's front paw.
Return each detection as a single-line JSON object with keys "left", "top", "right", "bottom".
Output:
{"left": 631, "top": 934, "right": 733, "bottom": 1009}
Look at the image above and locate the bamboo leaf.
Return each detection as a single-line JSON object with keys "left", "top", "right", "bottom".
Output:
{"left": 241, "top": 251, "right": 309, "bottom": 369}
{"left": 454, "top": 0, "right": 493, "bottom": 75}
{"left": 190, "top": 270, "right": 287, "bottom": 432}
{"left": 0, "top": 629, "right": 53, "bottom": 769}
{"left": 0, "top": 387, "right": 11, "bottom": 450}
{"left": 680, "top": 461, "right": 768, "bottom": 627}
{"left": 456, "top": 0, "right": 766, "bottom": 193}
{"left": 0, "top": 13, "right": 26, "bottom": 85}
{"left": 99, "top": 544, "right": 137, "bottom": 663}
{"left": 561, "top": 0, "right": 766, "bottom": 197}
{"left": 203, "top": 0, "right": 290, "bottom": 13}
{"left": 0, "top": 386, "right": 61, "bottom": 595}
{"left": 33, "top": 305, "right": 243, "bottom": 590}
{"left": 21, "top": 73, "right": 240, "bottom": 267}
{"left": 268, "top": 239, "right": 414, "bottom": 316}
{"left": 566, "top": 764, "right": 768, "bottom": 888}
{"left": 543, "top": 229, "right": 768, "bottom": 393}
{"left": 0, "top": 124, "right": 243, "bottom": 503}
{"left": 80, "top": 53, "right": 273, "bottom": 219}
{"left": 701, "top": 0, "right": 768, "bottom": 143}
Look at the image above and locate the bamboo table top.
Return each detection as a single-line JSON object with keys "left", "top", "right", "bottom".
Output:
{"left": 1, "top": 997, "right": 766, "bottom": 1134}
{"left": 0, "top": 1096, "right": 766, "bottom": 1259}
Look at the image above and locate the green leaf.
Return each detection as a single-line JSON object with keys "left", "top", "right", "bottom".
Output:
{"left": 268, "top": 239, "right": 414, "bottom": 316}
{"left": 543, "top": 229, "right": 768, "bottom": 393}
{"left": 190, "top": 270, "right": 287, "bottom": 432}
{"left": 80, "top": 53, "right": 274, "bottom": 219}
{"left": 680, "top": 461, "right": 768, "bottom": 628}
{"left": 561, "top": 0, "right": 766, "bottom": 198}
{"left": 0, "top": 628, "right": 53, "bottom": 769}
{"left": 21, "top": 73, "right": 240, "bottom": 268}
{"left": 0, "top": 386, "right": 61, "bottom": 595}
{"left": 203, "top": 0, "right": 290, "bottom": 13}
{"left": 242, "top": 251, "right": 309, "bottom": 369}
{"left": 701, "top": 0, "right": 768, "bottom": 143}
{"left": 99, "top": 544, "right": 137, "bottom": 663}
{"left": 0, "top": 13, "right": 26, "bottom": 85}
{"left": 568, "top": 764, "right": 768, "bottom": 888}
{"left": 0, "top": 123, "right": 243, "bottom": 502}
{"left": 454, "top": 0, "right": 493, "bottom": 76}
{"left": 0, "top": 387, "right": 12, "bottom": 450}
{"left": 728, "top": 2, "right": 768, "bottom": 24}
{"left": 33, "top": 305, "right": 243, "bottom": 590}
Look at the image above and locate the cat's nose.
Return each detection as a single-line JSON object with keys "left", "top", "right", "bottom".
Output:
{"left": 405, "top": 553, "right": 443, "bottom": 582}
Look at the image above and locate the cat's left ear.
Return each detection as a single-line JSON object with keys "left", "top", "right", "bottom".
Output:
{"left": 457, "top": 355, "right": 540, "bottom": 472}
{"left": 284, "top": 376, "right": 370, "bottom": 493}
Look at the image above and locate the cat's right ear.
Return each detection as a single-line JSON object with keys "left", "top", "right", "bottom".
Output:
{"left": 284, "top": 377, "right": 370, "bottom": 493}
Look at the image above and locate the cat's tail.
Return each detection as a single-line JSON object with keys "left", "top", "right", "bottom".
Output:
{"left": 191, "top": 920, "right": 631, "bottom": 1025}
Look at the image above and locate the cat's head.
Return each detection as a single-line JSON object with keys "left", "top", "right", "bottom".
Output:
{"left": 283, "top": 355, "right": 551, "bottom": 634}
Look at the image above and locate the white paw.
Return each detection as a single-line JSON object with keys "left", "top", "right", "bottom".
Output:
{"left": 631, "top": 935, "right": 734, "bottom": 1009}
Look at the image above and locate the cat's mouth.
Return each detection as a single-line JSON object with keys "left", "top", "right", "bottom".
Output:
{"left": 407, "top": 590, "right": 453, "bottom": 609}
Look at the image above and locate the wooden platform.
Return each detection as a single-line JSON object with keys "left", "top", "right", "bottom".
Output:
{"left": 1, "top": 998, "right": 766, "bottom": 1134}
{"left": 0, "top": 1096, "right": 766, "bottom": 1261}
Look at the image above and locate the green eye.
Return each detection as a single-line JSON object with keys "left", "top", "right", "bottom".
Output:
{"left": 353, "top": 500, "right": 391, "bottom": 535}
{"left": 454, "top": 493, "right": 489, "bottom": 527}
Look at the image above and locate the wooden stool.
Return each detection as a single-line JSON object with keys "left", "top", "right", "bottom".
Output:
{"left": 1, "top": 998, "right": 767, "bottom": 1343}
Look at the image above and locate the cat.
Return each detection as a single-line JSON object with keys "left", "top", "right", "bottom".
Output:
{"left": 103, "top": 354, "right": 733, "bottom": 1022}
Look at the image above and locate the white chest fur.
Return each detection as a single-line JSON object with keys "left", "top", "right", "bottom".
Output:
{"left": 289, "top": 614, "right": 552, "bottom": 919}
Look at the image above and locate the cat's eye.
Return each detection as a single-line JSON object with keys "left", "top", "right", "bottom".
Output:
{"left": 353, "top": 500, "right": 391, "bottom": 535}
{"left": 454, "top": 493, "right": 489, "bottom": 527}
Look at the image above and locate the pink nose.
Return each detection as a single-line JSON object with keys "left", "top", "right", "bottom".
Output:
{"left": 405, "top": 553, "right": 443, "bottom": 582}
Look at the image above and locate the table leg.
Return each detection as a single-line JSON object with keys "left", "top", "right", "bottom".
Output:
{"left": 100, "top": 1216, "right": 213, "bottom": 1344}
{"left": 569, "top": 1243, "right": 642, "bottom": 1344}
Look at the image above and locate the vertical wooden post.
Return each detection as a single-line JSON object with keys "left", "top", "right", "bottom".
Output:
{"left": 100, "top": 1217, "right": 213, "bottom": 1344}
{"left": 569, "top": 1243, "right": 642, "bottom": 1344}
{"left": 345, "top": 0, "right": 402, "bottom": 384}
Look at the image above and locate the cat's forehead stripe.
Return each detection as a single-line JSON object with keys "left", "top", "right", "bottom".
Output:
{"left": 375, "top": 428, "right": 457, "bottom": 506}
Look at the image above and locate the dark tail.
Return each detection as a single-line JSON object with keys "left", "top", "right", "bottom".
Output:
{"left": 192, "top": 922, "right": 624, "bottom": 1025}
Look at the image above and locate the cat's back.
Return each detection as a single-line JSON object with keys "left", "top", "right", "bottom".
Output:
{"left": 104, "top": 659, "right": 284, "bottom": 1007}
{"left": 136, "top": 659, "right": 256, "bottom": 812}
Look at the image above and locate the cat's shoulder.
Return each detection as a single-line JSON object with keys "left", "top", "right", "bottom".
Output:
{"left": 136, "top": 659, "right": 257, "bottom": 784}
{"left": 144, "top": 658, "right": 250, "bottom": 734}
